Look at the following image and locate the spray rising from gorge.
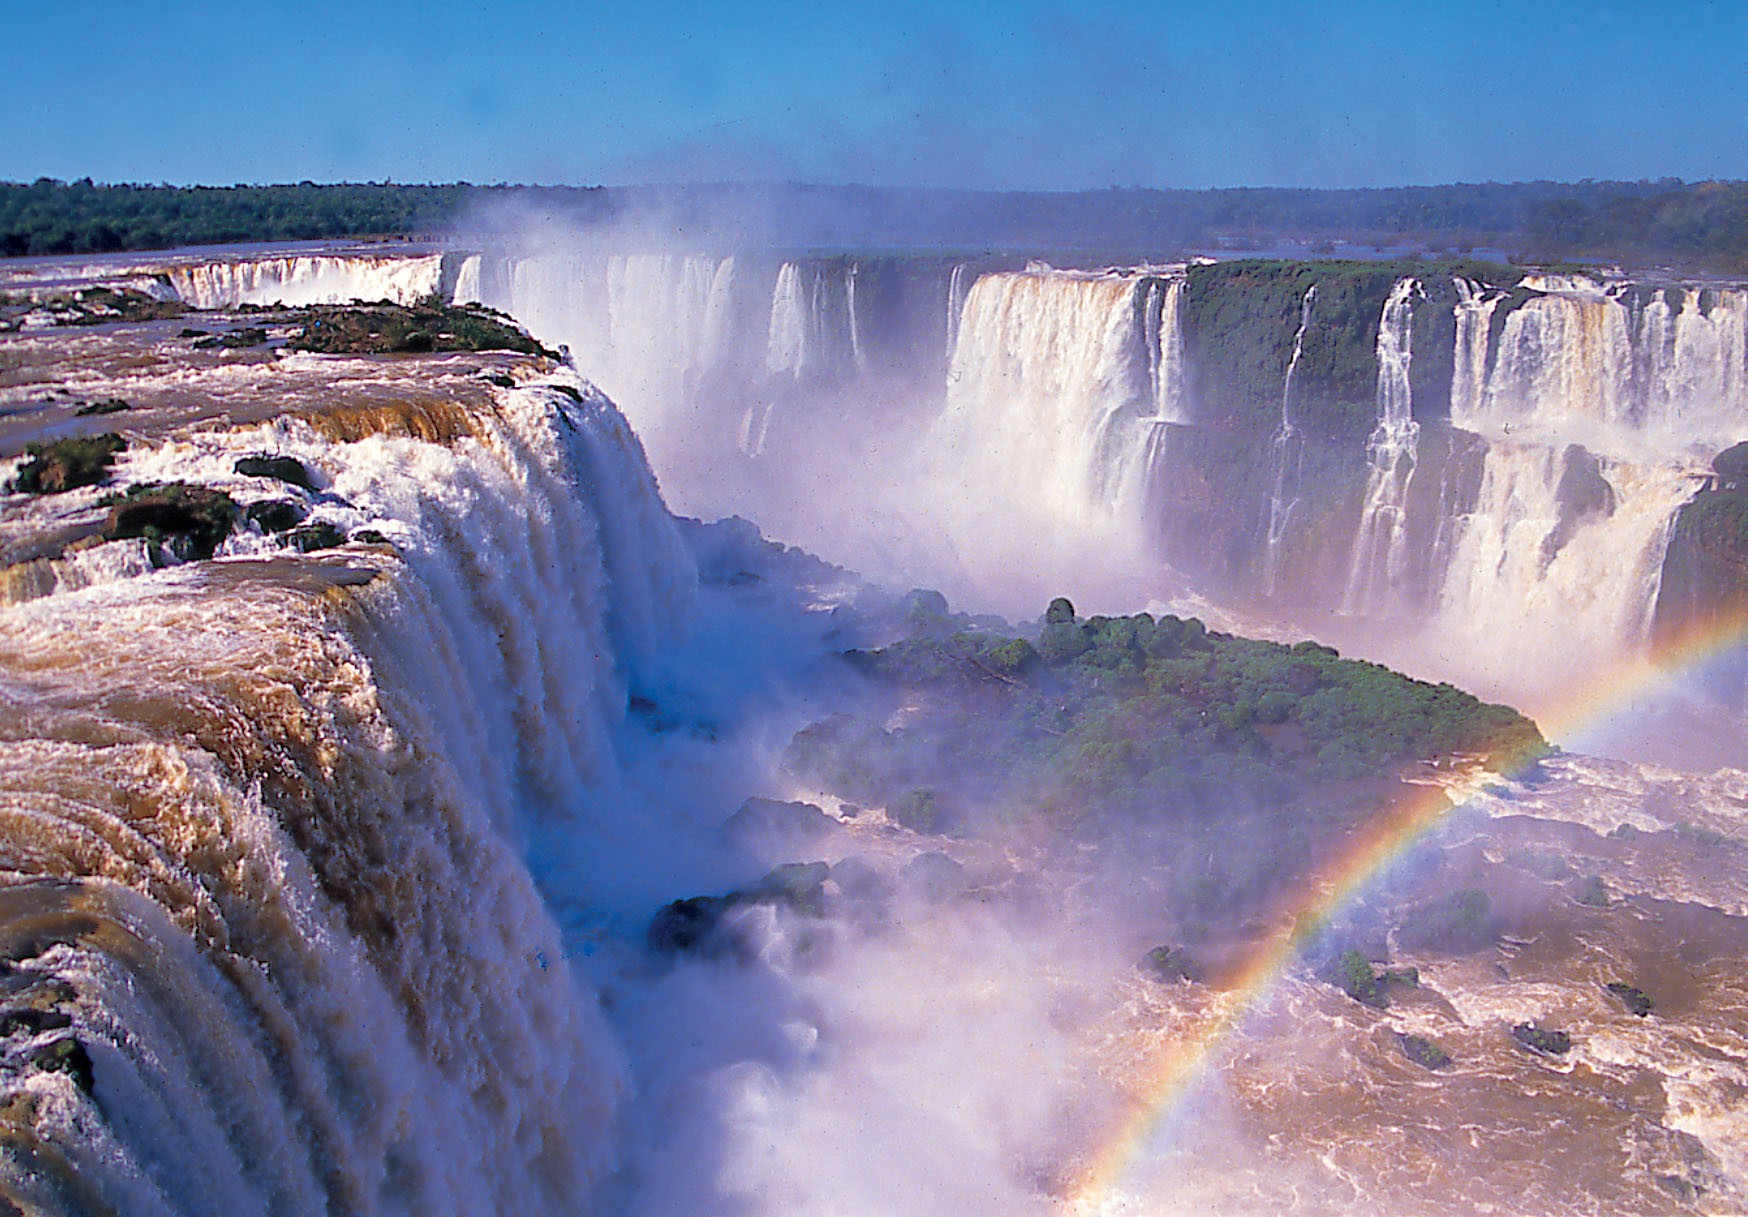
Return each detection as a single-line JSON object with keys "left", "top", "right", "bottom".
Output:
{"left": 5, "top": 236, "right": 1748, "bottom": 1215}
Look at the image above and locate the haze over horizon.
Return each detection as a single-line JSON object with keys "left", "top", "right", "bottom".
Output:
{"left": 11, "top": 0, "right": 1745, "bottom": 192}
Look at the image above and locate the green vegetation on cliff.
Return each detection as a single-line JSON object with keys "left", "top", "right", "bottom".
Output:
{"left": 795, "top": 598, "right": 1545, "bottom": 838}
{"left": 1182, "top": 259, "right": 1521, "bottom": 438}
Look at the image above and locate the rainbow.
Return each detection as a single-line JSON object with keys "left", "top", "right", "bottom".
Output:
{"left": 1064, "top": 606, "right": 1748, "bottom": 1213}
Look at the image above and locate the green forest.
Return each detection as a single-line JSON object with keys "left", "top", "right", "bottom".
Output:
{"left": 3, "top": 176, "right": 1747, "bottom": 270}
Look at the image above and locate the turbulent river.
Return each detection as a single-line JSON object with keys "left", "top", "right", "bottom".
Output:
{"left": 0, "top": 246, "right": 1746, "bottom": 1215}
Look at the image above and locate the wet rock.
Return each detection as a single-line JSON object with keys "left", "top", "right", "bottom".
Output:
{"left": 1714, "top": 440, "right": 1748, "bottom": 488}
{"left": 741, "top": 862, "right": 831, "bottom": 917}
{"left": 9, "top": 434, "right": 125, "bottom": 494}
{"left": 285, "top": 522, "right": 346, "bottom": 553}
{"left": 194, "top": 326, "right": 267, "bottom": 349}
{"left": 1139, "top": 945, "right": 1203, "bottom": 984}
{"left": 73, "top": 397, "right": 130, "bottom": 417}
{"left": 1511, "top": 1023, "right": 1571, "bottom": 1055}
{"left": 1606, "top": 982, "right": 1654, "bottom": 1017}
{"left": 722, "top": 797, "right": 837, "bottom": 848}
{"left": 245, "top": 500, "right": 304, "bottom": 533}
{"left": 29, "top": 1036, "right": 93, "bottom": 1092}
{"left": 234, "top": 454, "right": 317, "bottom": 491}
{"left": 646, "top": 895, "right": 739, "bottom": 956}
{"left": 102, "top": 482, "right": 238, "bottom": 560}
{"left": 1396, "top": 1032, "right": 1452, "bottom": 1070}
{"left": 829, "top": 855, "right": 891, "bottom": 902}
{"left": 0, "top": 1008, "right": 71, "bottom": 1037}
{"left": 899, "top": 851, "right": 966, "bottom": 900}
{"left": 647, "top": 862, "right": 832, "bottom": 958}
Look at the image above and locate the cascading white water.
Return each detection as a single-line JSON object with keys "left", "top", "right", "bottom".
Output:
{"left": 1342, "top": 277, "right": 1421, "bottom": 615}
{"left": 765, "top": 261, "right": 813, "bottom": 378}
{"left": 1451, "top": 277, "right": 1503, "bottom": 424}
{"left": 923, "top": 267, "right": 1188, "bottom": 605}
{"left": 946, "top": 264, "right": 970, "bottom": 359}
{"left": 1142, "top": 275, "right": 1188, "bottom": 424}
{"left": 846, "top": 262, "right": 867, "bottom": 373}
{"left": 1640, "top": 287, "right": 1748, "bottom": 441}
{"left": 1430, "top": 273, "right": 1748, "bottom": 675}
{"left": 1468, "top": 286, "right": 1637, "bottom": 436}
{"left": 1457, "top": 278, "right": 1748, "bottom": 449}
{"left": 765, "top": 261, "right": 859, "bottom": 379}
{"left": 164, "top": 253, "right": 446, "bottom": 308}
{"left": 0, "top": 370, "right": 698, "bottom": 1216}
{"left": 1431, "top": 445, "right": 1693, "bottom": 669}
{"left": 1260, "top": 284, "right": 1317, "bottom": 596}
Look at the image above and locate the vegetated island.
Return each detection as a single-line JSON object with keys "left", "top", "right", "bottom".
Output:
{"left": 793, "top": 594, "right": 1545, "bottom": 835}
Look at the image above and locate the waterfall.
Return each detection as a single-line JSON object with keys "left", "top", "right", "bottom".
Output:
{"left": 163, "top": 253, "right": 446, "bottom": 308}
{"left": 1475, "top": 288, "right": 1636, "bottom": 435}
{"left": 1342, "top": 277, "right": 1422, "bottom": 614}
{"left": 1451, "top": 277, "right": 1502, "bottom": 425}
{"left": 0, "top": 373, "right": 696, "bottom": 1216}
{"left": 765, "top": 261, "right": 858, "bottom": 379}
{"left": 920, "top": 267, "right": 1188, "bottom": 603}
{"left": 1260, "top": 285, "right": 1317, "bottom": 597}
{"left": 946, "top": 264, "right": 970, "bottom": 359}
{"left": 1431, "top": 444, "right": 1693, "bottom": 666}
{"left": 1641, "top": 287, "right": 1748, "bottom": 441}
{"left": 1142, "top": 275, "right": 1188, "bottom": 424}
{"left": 1431, "top": 273, "right": 1747, "bottom": 667}
{"left": 846, "top": 262, "right": 867, "bottom": 372}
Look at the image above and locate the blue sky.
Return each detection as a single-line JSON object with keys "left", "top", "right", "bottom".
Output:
{"left": 8, "top": 0, "right": 1746, "bottom": 189}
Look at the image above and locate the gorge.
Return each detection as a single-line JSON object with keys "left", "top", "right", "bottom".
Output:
{"left": 2, "top": 238, "right": 1747, "bottom": 1215}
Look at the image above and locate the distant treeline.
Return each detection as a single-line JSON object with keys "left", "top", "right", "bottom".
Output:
{"left": 4, "top": 176, "right": 1748, "bottom": 270}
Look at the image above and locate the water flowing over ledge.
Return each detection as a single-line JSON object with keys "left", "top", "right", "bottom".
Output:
{"left": 0, "top": 348, "right": 694, "bottom": 1215}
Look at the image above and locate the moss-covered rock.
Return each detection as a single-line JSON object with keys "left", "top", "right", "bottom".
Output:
{"left": 9, "top": 434, "right": 125, "bottom": 494}
{"left": 1327, "top": 948, "right": 1389, "bottom": 1008}
{"left": 101, "top": 482, "right": 238, "bottom": 560}
{"left": 1396, "top": 1032, "right": 1452, "bottom": 1070}
{"left": 287, "top": 301, "right": 558, "bottom": 357}
{"left": 1606, "top": 982, "right": 1653, "bottom": 1017}
{"left": 1511, "top": 1023, "right": 1571, "bottom": 1055}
